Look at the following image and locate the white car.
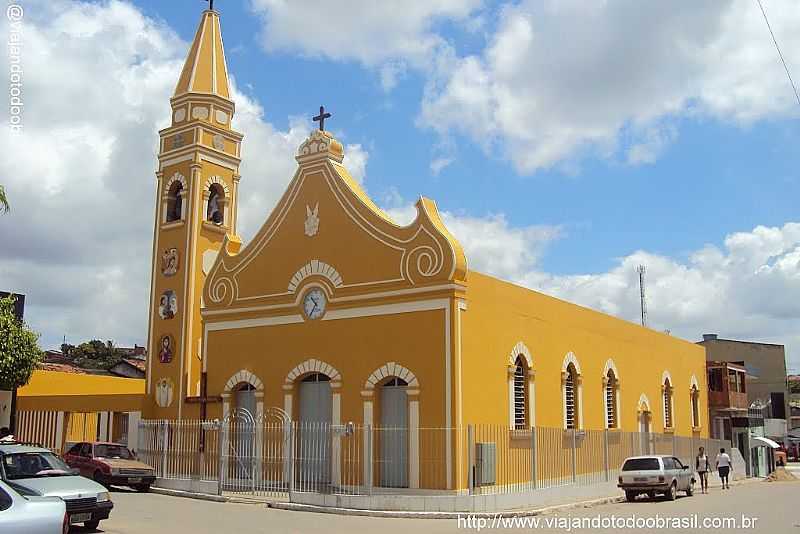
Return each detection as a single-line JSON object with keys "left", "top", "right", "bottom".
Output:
{"left": 617, "top": 455, "right": 695, "bottom": 501}
{"left": 0, "top": 478, "right": 67, "bottom": 534}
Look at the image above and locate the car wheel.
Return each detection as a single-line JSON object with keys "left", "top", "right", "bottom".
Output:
{"left": 134, "top": 483, "right": 151, "bottom": 493}
{"left": 685, "top": 481, "right": 694, "bottom": 497}
{"left": 625, "top": 490, "right": 637, "bottom": 502}
{"left": 666, "top": 482, "right": 677, "bottom": 501}
{"left": 84, "top": 519, "right": 100, "bottom": 531}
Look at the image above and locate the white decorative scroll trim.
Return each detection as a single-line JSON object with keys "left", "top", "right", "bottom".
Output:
{"left": 562, "top": 351, "right": 582, "bottom": 374}
{"left": 286, "top": 358, "right": 342, "bottom": 384}
{"left": 603, "top": 358, "right": 619, "bottom": 379}
{"left": 690, "top": 374, "right": 699, "bottom": 391}
{"left": 164, "top": 172, "right": 187, "bottom": 193}
{"left": 638, "top": 393, "right": 651, "bottom": 412}
{"left": 364, "top": 362, "right": 419, "bottom": 390}
{"left": 296, "top": 130, "right": 344, "bottom": 163}
{"left": 509, "top": 341, "right": 533, "bottom": 368}
{"left": 661, "top": 369, "right": 673, "bottom": 385}
{"left": 224, "top": 369, "right": 264, "bottom": 392}
{"left": 204, "top": 175, "right": 230, "bottom": 195}
{"left": 287, "top": 260, "right": 343, "bottom": 293}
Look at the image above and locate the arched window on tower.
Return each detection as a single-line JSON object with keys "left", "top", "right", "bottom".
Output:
{"left": 691, "top": 385, "right": 700, "bottom": 428}
{"left": 605, "top": 369, "right": 618, "bottom": 429}
{"left": 513, "top": 356, "right": 528, "bottom": 430}
{"left": 663, "top": 377, "right": 674, "bottom": 429}
{"left": 565, "top": 363, "right": 579, "bottom": 430}
{"left": 166, "top": 181, "right": 183, "bottom": 222}
{"left": 207, "top": 183, "right": 225, "bottom": 224}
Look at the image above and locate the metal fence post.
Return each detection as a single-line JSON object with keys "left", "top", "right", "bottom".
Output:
{"left": 289, "top": 422, "right": 296, "bottom": 495}
{"left": 603, "top": 429, "right": 610, "bottom": 482}
{"left": 571, "top": 429, "right": 577, "bottom": 484}
{"left": 215, "top": 423, "right": 223, "bottom": 496}
{"left": 530, "top": 426, "right": 537, "bottom": 490}
{"left": 161, "top": 420, "right": 169, "bottom": 478}
{"left": 467, "top": 425, "right": 475, "bottom": 495}
{"left": 365, "top": 424, "right": 373, "bottom": 495}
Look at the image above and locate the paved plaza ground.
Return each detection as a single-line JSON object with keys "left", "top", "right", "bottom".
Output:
{"left": 68, "top": 478, "right": 799, "bottom": 534}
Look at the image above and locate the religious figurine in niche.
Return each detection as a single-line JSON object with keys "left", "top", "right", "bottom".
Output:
{"left": 161, "top": 248, "right": 179, "bottom": 276}
{"left": 159, "top": 290, "right": 177, "bottom": 319}
{"left": 156, "top": 377, "right": 174, "bottom": 408}
{"left": 207, "top": 186, "right": 223, "bottom": 224}
{"left": 304, "top": 203, "right": 319, "bottom": 237}
{"left": 159, "top": 334, "right": 174, "bottom": 363}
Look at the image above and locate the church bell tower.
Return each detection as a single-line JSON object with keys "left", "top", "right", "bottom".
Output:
{"left": 145, "top": 7, "right": 242, "bottom": 419}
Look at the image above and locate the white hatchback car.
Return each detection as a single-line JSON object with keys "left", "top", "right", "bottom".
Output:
{"left": 0, "top": 478, "right": 67, "bottom": 534}
{"left": 618, "top": 455, "right": 695, "bottom": 501}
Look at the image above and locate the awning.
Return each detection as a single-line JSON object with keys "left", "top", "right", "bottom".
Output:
{"left": 751, "top": 436, "right": 780, "bottom": 449}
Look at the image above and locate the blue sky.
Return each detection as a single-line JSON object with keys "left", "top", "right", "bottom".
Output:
{"left": 2, "top": 0, "right": 800, "bottom": 371}
{"left": 136, "top": 0, "right": 800, "bottom": 274}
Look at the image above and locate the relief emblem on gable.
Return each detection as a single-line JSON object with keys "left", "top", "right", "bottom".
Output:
{"left": 304, "top": 203, "right": 319, "bottom": 237}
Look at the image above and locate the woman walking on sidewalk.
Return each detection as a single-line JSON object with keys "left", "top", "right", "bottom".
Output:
{"left": 696, "top": 446, "right": 711, "bottom": 493}
{"left": 716, "top": 448, "right": 732, "bottom": 489}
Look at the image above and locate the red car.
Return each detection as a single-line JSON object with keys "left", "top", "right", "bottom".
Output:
{"left": 64, "top": 442, "right": 155, "bottom": 492}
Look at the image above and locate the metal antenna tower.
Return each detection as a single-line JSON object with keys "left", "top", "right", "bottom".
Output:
{"left": 637, "top": 265, "right": 648, "bottom": 327}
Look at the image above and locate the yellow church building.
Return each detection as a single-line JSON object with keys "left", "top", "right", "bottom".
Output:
{"left": 143, "top": 8, "right": 709, "bottom": 495}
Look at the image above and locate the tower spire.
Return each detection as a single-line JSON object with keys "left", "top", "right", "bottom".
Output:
{"left": 174, "top": 9, "right": 230, "bottom": 98}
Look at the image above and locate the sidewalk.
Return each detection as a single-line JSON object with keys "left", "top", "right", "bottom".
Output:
{"left": 154, "top": 476, "right": 759, "bottom": 519}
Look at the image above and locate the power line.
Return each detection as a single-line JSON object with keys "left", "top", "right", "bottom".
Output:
{"left": 637, "top": 265, "right": 647, "bottom": 327}
{"left": 756, "top": 0, "right": 800, "bottom": 108}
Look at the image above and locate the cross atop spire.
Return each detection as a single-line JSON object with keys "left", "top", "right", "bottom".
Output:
{"left": 202, "top": 0, "right": 216, "bottom": 12}
{"left": 313, "top": 106, "right": 332, "bottom": 131}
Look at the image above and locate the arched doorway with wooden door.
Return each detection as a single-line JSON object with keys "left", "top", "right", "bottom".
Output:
{"left": 221, "top": 370, "right": 264, "bottom": 492}
{"left": 363, "top": 362, "right": 421, "bottom": 489}
{"left": 284, "top": 359, "right": 343, "bottom": 491}
{"left": 379, "top": 377, "right": 409, "bottom": 488}
{"left": 298, "top": 372, "right": 333, "bottom": 489}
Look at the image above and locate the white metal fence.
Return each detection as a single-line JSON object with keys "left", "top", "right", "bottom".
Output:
{"left": 137, "top": 419, "right": 729, "bottom": 501}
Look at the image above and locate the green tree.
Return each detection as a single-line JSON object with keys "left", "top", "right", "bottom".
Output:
{"left": 67, "top": 339, "right": 126, "bottom": 370}
{"left": 0, "top": 296, "right": 42, "bottom": 390}
{"left": 0, "top": 185, "right": 8, "bottom": 214}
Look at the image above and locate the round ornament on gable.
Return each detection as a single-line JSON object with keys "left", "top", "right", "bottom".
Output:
{"left": 155, "top": 377, "right": 174, "bottom": 407}
{"left": 158, "top": 334, "right": 174, "bottom": 364}
{"left": 302, "top": 288, "right": 327, "bottom": 320}
{"left": 213, "top": 134, "right": 225, "bottom": 151}
{"left": 161, "top": 248, "right": 179, "bottom": 276}
{"left": 192, "top": 106, "right": 209, "bottom": 120}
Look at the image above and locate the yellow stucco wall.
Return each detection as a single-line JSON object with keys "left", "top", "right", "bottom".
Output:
{"left": 201, "top": 309, "right": 448, "bottom": 426}
{"left": 17, "top": 370, "right": 144, "bottom": 412}
{"left": 461, "top": 272, "right": 709, "bottom": 436}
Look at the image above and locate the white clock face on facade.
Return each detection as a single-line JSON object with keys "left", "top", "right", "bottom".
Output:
{"left": 303, "top": 288, "right": 327, "bottom": 320}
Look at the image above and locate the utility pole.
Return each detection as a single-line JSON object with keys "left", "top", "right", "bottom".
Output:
{"left": 637, "top": 265, "right": 647, "bottom": 327}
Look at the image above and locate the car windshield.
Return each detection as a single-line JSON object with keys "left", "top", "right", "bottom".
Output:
{"left": 2, "top": 452, "right": 74, "bottom": 479}
{"left": 622, "top": 458, "right": 661, "bottom": 471}
{"left": 94, "top": 444, "right": 134, "bottom": 460}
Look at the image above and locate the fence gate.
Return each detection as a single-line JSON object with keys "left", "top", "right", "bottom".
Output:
{"left": 220, "top": 407, "right": 291, "bottom": 498}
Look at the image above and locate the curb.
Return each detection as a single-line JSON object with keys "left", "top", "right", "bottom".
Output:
{"left": 150, "top": 487, "right": 228, "bottom": 503}
{"left": 150, "top": 476, "right": 759, "bottom": 519}
{"left": 268, "top": 494, "right": 625, "bottom": 519}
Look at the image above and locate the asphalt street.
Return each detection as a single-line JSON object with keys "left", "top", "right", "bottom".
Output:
{"left": 69, "top": 479, "right": 799, "bottom": 534}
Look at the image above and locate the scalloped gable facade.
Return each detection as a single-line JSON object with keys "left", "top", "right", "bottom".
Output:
{"left": 202, "top": 133, "right": 467, "bottom": 313}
